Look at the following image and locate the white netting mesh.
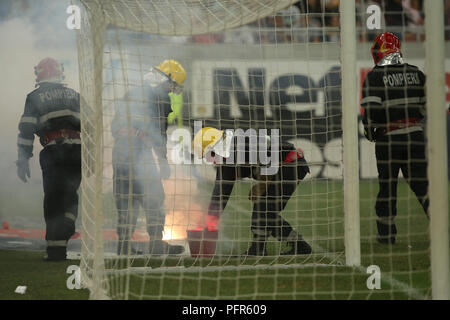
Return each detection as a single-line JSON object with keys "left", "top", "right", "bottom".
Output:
{"left": 75, "top": 0, "right": 449, "bottom": 300}
{"left": 80, "top": 0, "right": 298, "bottom": 35}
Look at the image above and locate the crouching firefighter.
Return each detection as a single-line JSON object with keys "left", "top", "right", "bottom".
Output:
{"left": 16, "top": 57, "right": 81, "bottom": 261}
{"left": 192, "top": 127, "right": 312, "bottom": 256}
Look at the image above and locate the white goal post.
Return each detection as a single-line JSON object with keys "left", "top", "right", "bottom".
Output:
{"left": 74, "top": 0, "right": 449, "bottom": 300}
{"left": 340, "top": 0, "right": 360, "bottom": 268}
{"left": 424, "top": 0, "right": 450, "bottom": 300}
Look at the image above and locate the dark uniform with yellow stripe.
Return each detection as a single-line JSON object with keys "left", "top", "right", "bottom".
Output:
{"left": 207, "top": 137, "right": 311, "bottom": 255}
{"left": 112, "top": 85, "right": 171, "bottom": 254}
{"left": 361, "top": 63, "right": 429, "bottom": 243}
{"left": 17, "top": 82, "right": 81, "bottom": 260}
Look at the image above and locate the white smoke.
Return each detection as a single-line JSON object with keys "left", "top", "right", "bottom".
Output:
{"left": 0, "top": 1, "right": 78, "bottom": 228}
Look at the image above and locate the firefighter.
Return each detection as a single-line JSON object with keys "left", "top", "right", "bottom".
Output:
{"left": 16, "top": 57, "right": 81, "bottom": 261}
{"left": 192, "top": 127, "right": 312, "bottom": 256}
{"left": 113, "top": 59, "right": 185, "bottom": 255}
{"left": 361, "top": 32, "right": 429, "bottom": 244}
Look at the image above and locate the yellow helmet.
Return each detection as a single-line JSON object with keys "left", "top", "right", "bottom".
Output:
{"left": 192, "top": 127, "right": 224, "bottom": 158}
{"left": 155, "top": 59, "right": 186, "bottom": 86}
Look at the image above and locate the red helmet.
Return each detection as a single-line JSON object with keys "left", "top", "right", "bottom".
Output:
{"left": 35, "top": 57, "right": 64, "bottom": 84}
{"left": 371, "top": 32, "right": 402, "bottom": 65}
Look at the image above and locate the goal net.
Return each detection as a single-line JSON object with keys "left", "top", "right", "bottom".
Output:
{"left": 75, "top": 0, "right": 449, "bottom": 300}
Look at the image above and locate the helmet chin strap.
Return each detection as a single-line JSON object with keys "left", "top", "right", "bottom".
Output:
{"left": 35, "top": 76, "right": 65, "bottom": 87}
{"left": 377, "top": 52, "right": 404, "bottom": 66}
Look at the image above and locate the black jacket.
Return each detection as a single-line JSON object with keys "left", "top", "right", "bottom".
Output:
{"left": 361, "top": 63, "right": 426, "bottom": 141}
{"left": 207, "top": 138, "right": 309, "bottom": 216}
{"left": 111, "top": 85, "right": 171, "bottom": 165}
{"left": 17, "top": 82, "right": 80, "bottom": 160}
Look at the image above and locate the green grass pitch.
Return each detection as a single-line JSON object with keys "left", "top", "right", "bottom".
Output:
{"left": 1, "top": 180, "right": 447, "bottom": 300}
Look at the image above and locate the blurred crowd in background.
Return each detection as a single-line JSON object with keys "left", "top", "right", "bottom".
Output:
{"left": 191, "top": 0, "right": 450, "bottom": 44}
{"left": 0, "top": 0, "right": 449, "bottom": 45}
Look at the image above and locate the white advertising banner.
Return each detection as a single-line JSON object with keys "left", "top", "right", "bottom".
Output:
{"left": 191, "top": 59, "right": 450, "bottom": 179}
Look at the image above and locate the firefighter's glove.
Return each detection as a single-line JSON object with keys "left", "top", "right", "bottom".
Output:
{"left": 364, "top": 126, "right": 377, "bottom": 142}
{"left": 168, "top": 92, "right": 183, "bottom": 126}
{"left": 16, "top": 159, "right": 30, "bottom": 183}
{"left": 249, "top": 182, "right": 268, "bottom": 202}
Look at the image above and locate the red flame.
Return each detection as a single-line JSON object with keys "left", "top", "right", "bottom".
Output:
{"left": 205, "top": 215, "right": 219, "bottom": 231}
